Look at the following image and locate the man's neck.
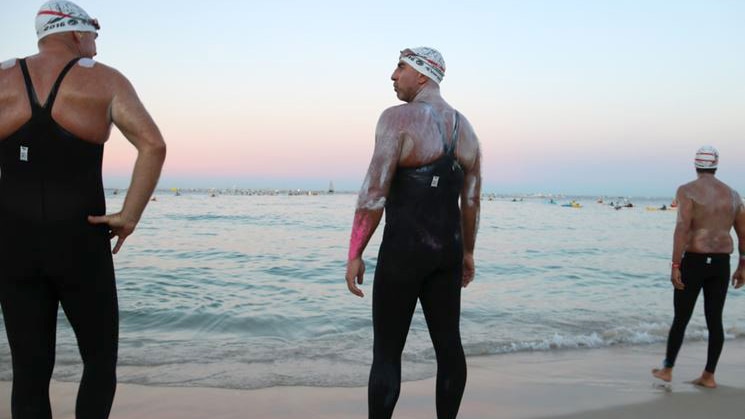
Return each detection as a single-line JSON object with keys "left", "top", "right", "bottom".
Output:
{"left": 411, "top": 83, "right": 442, "bottom": 104}
{"left": 37, "top": 37, "right": 80, "bottom": 58}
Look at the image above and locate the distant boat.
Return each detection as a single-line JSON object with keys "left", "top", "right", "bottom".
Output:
{"left": 612, "top": 199, "right": 634, "bottom": 210}
{"left": 646, "top": 205, "right": 676, "bottom": 212}
{"left": 328, "top": 181, "right": 335, "bottom": 194}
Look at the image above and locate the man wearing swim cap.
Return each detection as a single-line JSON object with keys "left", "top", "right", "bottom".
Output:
{"left": 652, "top": 146, "right": 745, "bottom": 388}
{"left": 345, "top": 47, "right": 481, "bottom": 418}
{"left": 0, "top": 1, "right": 165, "bottom": 417}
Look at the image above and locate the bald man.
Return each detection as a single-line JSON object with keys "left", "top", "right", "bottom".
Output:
{"left": 0, "top": 1, "right": 165, "bottom": 417}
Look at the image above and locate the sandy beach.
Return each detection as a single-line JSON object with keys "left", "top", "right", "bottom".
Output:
{"left": 2, "top": 339, "right": 745, "bottom": 418}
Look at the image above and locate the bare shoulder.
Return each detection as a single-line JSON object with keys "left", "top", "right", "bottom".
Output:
{"left": 0, "top": 58, "right": 18, "bottom": 72}
{"left": 0, "top": 58, "right": 19, "bottom": 83}
{"left": 730, "top": 187, "right": 744, "bottom": 210}
{"left": 675, "top": 183, "right": 695, "bottom": 208}
{"left": 379, "top": 104, "right": 403, "bottom": 120}
{"left": 376, "top": 103, "right": 418, "bottom": 136}
{"left": 0, "top": 59, "right": 21, "bottom": 109}
{"left": 456, "top": 113, "right": 478, "bottom": 143}
{"left": 455, "top": 112, "right": 480, "bottom": 169}
{"left": 74, "top": 59, "right": 136, "bottom": 93}
{"left": 677, "top": 181, "right": 696, "bottom": 196}
{"left": 379, "top": 103, "right": 420, "bottom": 123}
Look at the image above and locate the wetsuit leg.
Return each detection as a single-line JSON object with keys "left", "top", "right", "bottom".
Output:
{"left": 664, "top": 259, "right": 704, "bottom": 368}
{"left": 368, "top": 253, "right": 421, "bottom": 419}
{"left": 702, "top": 260, "right": 729, "bottom": 373}
{"left": 420, "top": 266, "right": 466, "bottom": 419}
{"left": 56, "top": 232, "right": 118, "bottom": 419}
{"left": 0, "top": 274, "right": 58, "bottom": 419}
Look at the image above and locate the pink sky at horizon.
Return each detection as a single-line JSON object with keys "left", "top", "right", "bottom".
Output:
{"left": 3, "top": 0, "right": 744, "bottom": 196}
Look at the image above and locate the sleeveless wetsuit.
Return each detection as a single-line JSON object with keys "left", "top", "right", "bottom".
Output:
{"left": 0, "top": 58, "right": 118, "bottom": 419}
{"left": 664, "top": 252, "right": 730, "bottom": 373}
{"left": 369, "top": 107, "right": 466, "bottom": 419}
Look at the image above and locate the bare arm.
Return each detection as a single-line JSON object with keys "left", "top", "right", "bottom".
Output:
{"left": 88, "top": 73, "right": 166, "bottom": 254}
{"left": 671, "top": 186, "right": 692, "bottom": 289}
{"left": 732, "top": 192, "right": 745, "bottom": 289}
{"left": 345, "top": 110, "right": 402, "bottom": 297}
{"left": 460, "top": 142, "right": 481, "bottom": 288}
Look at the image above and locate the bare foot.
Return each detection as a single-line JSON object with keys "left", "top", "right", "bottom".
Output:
{"left": 691, "top": 372, "right": 717, "bottom": 388}
{"left": 652, "top": 367, "right": 672, "bottom": 382}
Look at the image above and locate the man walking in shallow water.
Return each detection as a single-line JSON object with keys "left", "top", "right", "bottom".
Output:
{"left": 652, "top": 146, "right": 745, "bottom": 388}
{"left": 345, "top": 47, "right": 481, "bottom": 418}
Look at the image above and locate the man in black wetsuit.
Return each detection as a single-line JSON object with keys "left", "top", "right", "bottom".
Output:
{"left": 652, "top": 146, "right": 745, "bottom": 388}
{"left": 345, "top": 47, "right": 481, "bottom": 419}
{"left": 0, "top": 1, "right": 166, "bottom": 417}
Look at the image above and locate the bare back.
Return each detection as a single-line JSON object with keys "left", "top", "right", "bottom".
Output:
{"left": 0, "top": 53, "right": 141, "bottom": 144}
{"left": 677, "top": 175, "right": 742, "bottom": 254}
{"left": 390, "top": 100, "right": 479, "bottom": 174}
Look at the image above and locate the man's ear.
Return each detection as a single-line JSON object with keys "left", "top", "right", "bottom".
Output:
{"left": 417, "top": 72, "right": 429, "bottom": 86}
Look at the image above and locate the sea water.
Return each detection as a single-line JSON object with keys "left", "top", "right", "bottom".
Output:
{"left": 1, "top": 192, "right": 743, "bottom": 389}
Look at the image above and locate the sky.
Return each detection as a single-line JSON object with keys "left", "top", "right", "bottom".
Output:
{"left": 2, "top": 0, "right": 744, "bottom": 197}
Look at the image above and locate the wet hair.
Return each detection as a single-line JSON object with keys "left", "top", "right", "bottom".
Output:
{"left": 696, "top": 168, "right": 717, "bottom": 174}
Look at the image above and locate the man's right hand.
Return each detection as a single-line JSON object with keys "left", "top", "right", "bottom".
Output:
{"left": 732, "top": 267, "right": 745, "bottom": 289}
{"left": 345, "top": 258, "right": 366, "bottom": 298}
{"left": 462, "top": 253, "right": 475, "bottom": 288}
{"left": 671, "top": 267, "right": 685, "bottom": 290}
{"left": 88, "top": 212, "right": 137, "bottom": 254}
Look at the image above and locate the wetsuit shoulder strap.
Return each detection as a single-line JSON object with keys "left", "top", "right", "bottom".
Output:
{"left": 445, "top": 112, "right": 460, "bottom": 156}
{"left": 44, "top": 57, "right": 81, "bottom": 109}
{"left": 18, "top": 58, "right": 41, "bottom": 110}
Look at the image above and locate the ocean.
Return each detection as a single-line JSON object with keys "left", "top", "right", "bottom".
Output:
{"left": 1, "top": 191, "right": 743, "bottom": 389}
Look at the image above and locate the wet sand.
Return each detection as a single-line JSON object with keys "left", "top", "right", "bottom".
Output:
{"left": 2, "top": 339, "right": 744, "bottom": 418}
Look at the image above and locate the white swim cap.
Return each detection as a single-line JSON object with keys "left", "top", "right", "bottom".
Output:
{"left": 399, "top": 47, "right": 446, "bottom": 84}
{"left": 36, "top": 1, "right": 99, "bottom": 41}
{"left": 694, "top": 145, "right": 719, "bottom": 169}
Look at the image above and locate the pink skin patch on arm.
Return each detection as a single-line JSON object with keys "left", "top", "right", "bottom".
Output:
{"left": 348, "top": 212, "right": 372, "bottom": 261}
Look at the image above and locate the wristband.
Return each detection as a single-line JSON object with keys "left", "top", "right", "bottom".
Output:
{"left": 671, "top": 262, "right": 681, "bottom": 269}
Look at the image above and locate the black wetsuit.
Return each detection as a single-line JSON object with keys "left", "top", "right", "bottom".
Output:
{"left": 664, "top": 252, "right": 730, "bottom": 373}
{"left": 0, "top": 58, "right": 117, "bottom": 419}
{"left": 369, "top": 107, "right": 466, "bottom": 419}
